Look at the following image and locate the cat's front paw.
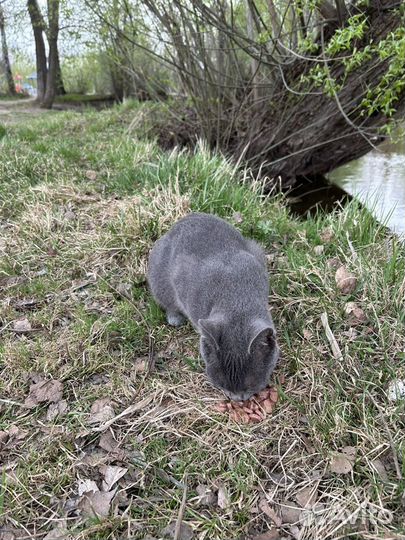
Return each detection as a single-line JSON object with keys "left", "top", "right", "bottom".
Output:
{"left": 167, "top": 312, "right": 186, "bottom": 327}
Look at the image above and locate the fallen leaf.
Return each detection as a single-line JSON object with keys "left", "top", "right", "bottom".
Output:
{"left": 115, "top": 282, "right": 132, "bottom": 297}
{"left": 258, "top": 499, "right": 282, "bottom": 527}
{"left": 289, "top": 525, "right": 300, "bottom": 539}
{"left": 99, "top": 431, "right": 118, "bottom": 452}
{"left": 295, "top": 486, "right": 317, "bottom": 508}
{"left": 196, "top": 484, "right": 216, "bottom": 506}
{"left": 85, "top": 170, "right": 97, "bottom": 181}
{"left": 46, "top": 400, "right": 68, "bottom": 421}
{"left": 344, "top": 302, "right": 367, "bottom": 324}
{"left": 326, "top": 257, "right": 341, "bottom": 269}
{"left": 330, "top": 453, "right": 353, "bottom": 474}
{"left": 342, "top": 445, "right": 356, "bottom": 459}
{"left": 88, "top": 398, "right": 115, "bottom": 425}
{"left": 252, "top": 530, "right": 280, "bottom": 540}
{"left": 217, "top": 485, "right": 230, "bottom": 509}
{"left": 12, "top": 317, "right": 32, "bottom": 332}
{"left": 161, "top": 522, "right": 194, "bottom": 540}
{"left": 132, "top": 357, "right": 149, "bottom": 374}
{"left": 303, "top": 329, "right": 313, "bottom": 340}
{"left": 335, "top": 266, "right": 357, "bottom": 295}
{"left": 370, "top": 458, "right": 389, "bottom": 481}
{"left": 329, "top": 447, "right": 356, "bottom": 475}
{"left": 24, "top": 379, "right": 64, "bottom": 408}
{"left": 78, "top": 489, "right": 115, "bottom": 519}
{"left": 279, "top": 501, "right": 302, "bottom": 524}
{"left": 320, "top": 229, "right": 334, "bottom": 243}
{"left": 314, "top": 245, "right": 324, "bottom": 255}
{"left": 43, "top": 521, "right": 69, "bottom": 540}
{"left": 13, "top": 298, "right": 40, "bottom": 311}
{"left": 0, "top": 528, "right": 22, "bottom": 540}
{"left": 99, "top": 465, "right": 128, "bottom": 491}
{"left": 7, "top": 425, "right": 27, "bottom": 442}
{"left": 232, "top": 212, "right": 243, "bottom": 224}
{"left": 0, "top": 431, "right": 9, "bottom": 447}
{"left": 78, "top": 478, "right": 99, "bottom": 496}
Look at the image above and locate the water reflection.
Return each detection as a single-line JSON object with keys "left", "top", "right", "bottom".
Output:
{"left": 328, "top": 137, "right": 405, "bottom": 235}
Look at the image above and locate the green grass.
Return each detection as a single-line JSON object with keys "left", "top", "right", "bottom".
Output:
{"left": 0, "top": 102, "right": 404, "bottom": 540}
{"left": 0, "top": 93, "right": 29, "bottom": 101}
{"left": 55, "top": 93, "right": 114, "bottom": 104}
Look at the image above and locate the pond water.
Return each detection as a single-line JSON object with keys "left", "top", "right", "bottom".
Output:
{"left": 328, "top": 137, "right": 405, "bottom": 236}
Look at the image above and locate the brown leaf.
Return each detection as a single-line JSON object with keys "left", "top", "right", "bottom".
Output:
{"left": 279, "top": 501, "right": 302, "bottom": 524}
{"left": 335, "top": 266, "right": 357, "bottom": 295}
{"left": 303, "top": 329, "right": 313, "bottom": 340}
{"left": 13, "top": 298, "right": 40, "bottom": 311}
{"left": 24, "top": 379, "right": 64, "bottom": 408}
{"left": 329, "top": 447, "right": 356, "bottom": 475}
{"left": 88, "top": 398, "right": 115, "bottom": 425}
{"left": 85, "top": 170, "right": 97, "bottom": 181}
{"left": 320, "top": 229, "right": 334, "bottom": 243}
{"left": 78, "top": 478, "right": 99, "bottom": 496}
{"left": 258, "top": 499, "right": 282, "bottom": 527}
{"left": 196, "top": 484, "right": 216, "bottom": 506}
{"left": 217, "top": 485, "right": 230, "bottom": 509}
{"left": 161, "top": 522, "right": 194, "bottom": 540}
{"left": 344, "top": 302, "right": 367, "bottom": 325}
{"left": 0, "top": 431, "right": 9, "bottom": 447}
{"left": 0, "top": 528, "right": 22, "bottom": 540}
{"left": 46, "top": 400, "right": 68, "bottom": 421}
{"left": 252, "top": 531, "right": 281, "bottom": 540}
{"left": 7, "top": 425, "right": 27, "bottom": 442}
{"left": 132, "top": 357, "right": 149, "bottom": 374}
{"left": 43, "top": 521, "right": 69, "bottom": 540}
{"left": 12, "top": 317, "right": 32, "bottom": 333}
{"left": 295, "top": 486, "right": 317, "bottom": 509}
{"left": 99, "top": 431, "right": 118, "bottom": 453}
{"left": 78, "top": 489, "right": 115, "bottom": 519}
{"left": 326, "top": 257, "right": 341, "bottom": 269}
{"left": 370, "top": 458, "right": 389, "bottom": 481}
{"left": 99, "top": 465, "right": 128, "bottom": 491}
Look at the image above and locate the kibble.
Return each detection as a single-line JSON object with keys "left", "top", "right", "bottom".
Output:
{"left": 211, "top": 385, "right": 279, "bottom": 424}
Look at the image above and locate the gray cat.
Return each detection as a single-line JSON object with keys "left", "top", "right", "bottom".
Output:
{"left": 147, "top": 213, "right": 279, "bottom": 401}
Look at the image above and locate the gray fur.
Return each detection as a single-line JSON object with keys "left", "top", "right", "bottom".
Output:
{"left": 147, "top": 213, "right": 279, "bottom": 401}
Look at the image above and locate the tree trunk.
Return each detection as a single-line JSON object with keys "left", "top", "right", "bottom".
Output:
{"left": 0, "top": 6, "right": 16, "bottom": 96}
{"left": 55, "top": 42, "right": 66, "bottom": 95}
{"left": 27, "top": 0, "right": 47, "bottom": 102}
{"left": 41, "top": 0, "right": 60, "bottom": 108}
{"left": 232, "top": 0, "right": 405, "bottom": 187}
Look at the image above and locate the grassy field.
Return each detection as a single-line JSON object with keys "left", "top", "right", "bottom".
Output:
{"left": 0, "top": 104, "right": 404, "bottom": 540}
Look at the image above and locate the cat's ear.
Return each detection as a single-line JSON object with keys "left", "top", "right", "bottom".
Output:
{"left": 198, "top": 317, "right": 222, "bottom": 348}
{"left": 248, "top": 320, "right": 276, "bottom": 355}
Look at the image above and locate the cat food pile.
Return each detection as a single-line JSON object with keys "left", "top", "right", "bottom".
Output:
{"left": 212, "top": 386, "right": 278, "bottom": 424}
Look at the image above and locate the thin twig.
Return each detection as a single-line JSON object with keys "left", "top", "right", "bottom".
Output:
{"left": 92, "top": 395, "right": 153, "bottom": 433}
{"left": 174, "top": 474, "right": 188, "bottom": 540}
{"left": 320, "top": 312, "right": 343, "bottom": 361}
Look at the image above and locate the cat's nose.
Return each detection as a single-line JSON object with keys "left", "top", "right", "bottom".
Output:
{"left": 226, "top": 390, "right": 254, "bottom": 402}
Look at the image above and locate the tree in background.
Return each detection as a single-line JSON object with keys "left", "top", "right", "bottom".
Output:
{"left": 27, "top": 0, "right": 47, "bottom": 102}
{"left": 27, "top": 0, "right": 64, "bottom": 108}
{"left": 0, "top": 1, "right": 16, "bottom": 96}
{"left": 87, "top": 0, "right": 405, "bottom": 187}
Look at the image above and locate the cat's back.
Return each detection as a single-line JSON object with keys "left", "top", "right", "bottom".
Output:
{"left": 164, "top": 212, "right": 249, "bottom": 257}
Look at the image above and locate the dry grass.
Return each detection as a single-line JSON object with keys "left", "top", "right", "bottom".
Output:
{"left": 1, "top": 105, "right": 405, "bottom": 540}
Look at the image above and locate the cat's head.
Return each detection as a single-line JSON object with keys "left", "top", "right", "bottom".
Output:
{"left": 198, "top": 316, "right": 279, "bottom": 401}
